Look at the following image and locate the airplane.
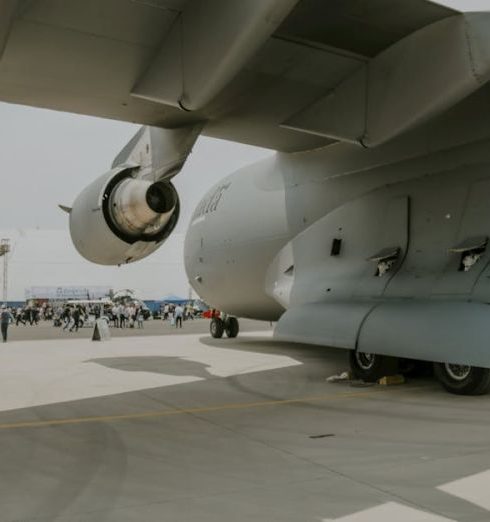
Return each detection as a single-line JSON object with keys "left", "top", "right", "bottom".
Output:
{"left": 1, "top": 0, "right": 490, "bottom": 395}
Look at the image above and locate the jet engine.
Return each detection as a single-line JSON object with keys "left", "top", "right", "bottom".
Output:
{"left": 68, "top": 166, "right": 179, "bottom": 265}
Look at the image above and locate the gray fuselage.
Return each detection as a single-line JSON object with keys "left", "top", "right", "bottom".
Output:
{"left": 185, "top": 86, "right": 490, "bottom": 317}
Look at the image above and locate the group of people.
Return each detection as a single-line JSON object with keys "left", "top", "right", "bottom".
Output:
{"left": 58, "top": 305, "right": 87, "bottom": 332}
{"left": 13, "top": 304, "right": 53, "bottom": 325}
{"left": 0, "top": 303, "right": 54, "bottom": 342}
{"left": 0, "top": 299, "right": 203, "bottom": 341}
{"left": 55, "top": 302, "right": 146, "bottom": 331}
{"left": 109, "top": 303, "right": 145, "bottom": 329}
{"left": 161, "top": 303, "right": 196, "bottom": 328}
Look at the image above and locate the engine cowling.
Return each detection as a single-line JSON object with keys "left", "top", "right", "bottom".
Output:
{"left": 69, "top": 166, "right": 179, "bottom": 265}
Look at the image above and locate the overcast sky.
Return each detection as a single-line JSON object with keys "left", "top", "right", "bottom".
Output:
{"left": 0, "top": 0, "right": 483, "bottom": 299}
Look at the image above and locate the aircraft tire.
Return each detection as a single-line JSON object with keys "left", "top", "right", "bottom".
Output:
{"left": 433, "top": 363, "right": 490, "bottom": 395}
{"left": 210, "top": 317, "right": 224, "bottom": 339}
{"left": 225, "top": 317, "right": 239, "bottom": 338}
{"left": 349, "top": 350, "right": 399, "bottom": 382}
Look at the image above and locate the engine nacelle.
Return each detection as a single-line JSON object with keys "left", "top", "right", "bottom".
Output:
{"left": 69, "top": 166, "right": 179, "bottom": 265}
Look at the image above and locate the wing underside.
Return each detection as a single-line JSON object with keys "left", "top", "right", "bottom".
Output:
{"left": 0, "top": 0, "right": 459, "bottom": 151}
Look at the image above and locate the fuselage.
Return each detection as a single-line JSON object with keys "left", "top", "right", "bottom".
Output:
{"left": 184, "top": 86, "right": 490, "bottom": 321}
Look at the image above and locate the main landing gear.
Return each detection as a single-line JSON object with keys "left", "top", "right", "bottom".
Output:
{"left": 348, "top": 351, "right": 399, "bottom": 382}
{"left": 210, "top": 316, "right": 239, "bottom": 339}
{"left": 349, "top": 350, "right": 490, "bottom": 395}
{"left": 433, "top": 363, "right": 490, "bottom": 395}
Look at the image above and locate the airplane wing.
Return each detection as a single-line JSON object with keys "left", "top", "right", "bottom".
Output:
{"left": 0, "top": 0, "right": 459, "bottom": 151}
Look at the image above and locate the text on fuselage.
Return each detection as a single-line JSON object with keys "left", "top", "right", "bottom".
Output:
{"left": 192, "top": 182, "right": 231, "bottom": 221}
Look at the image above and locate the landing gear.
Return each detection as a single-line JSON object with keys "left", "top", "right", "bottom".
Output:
{"left": 225, "top": 317, "right": 239, "bottom": 338}
{"left": 349, "top": 350, "right": 399, "bottom": 382}
{"left": 433, "top": 363, "right": 490, "bottom": 395}
{"left": 209, "top": 316, "right": 239, "bottom": 339}
{"left": 210, "top": 317, "right": 224, "bottom": 338}
{"left": 349, "top": 350, "right": 490, "bottom": 395}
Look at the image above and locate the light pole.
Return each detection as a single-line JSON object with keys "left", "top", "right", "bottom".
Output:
{"left": 0, "top": 239, "right": 11, "bottom": 303}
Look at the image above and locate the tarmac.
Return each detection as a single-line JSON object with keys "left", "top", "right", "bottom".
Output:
{"left": 1, "top": 319, "right": 490, "bottom": 521}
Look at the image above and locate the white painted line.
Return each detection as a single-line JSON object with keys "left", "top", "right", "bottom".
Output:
{"left": 322, "top": 502, "right": 456, "bottom": 521}
{"left": 438, "top": 470, "right": 490, "bottom": 511}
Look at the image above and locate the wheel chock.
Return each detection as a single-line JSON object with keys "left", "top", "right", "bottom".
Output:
{"left": 378, "top": 374, "right": 405, "bottom": 386}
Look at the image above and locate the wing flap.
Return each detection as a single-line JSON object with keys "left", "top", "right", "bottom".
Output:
{"left": 284, "top": 13, "right": 490, "bottom": 147}
{"left": 132, "top": 0, "right": 299, "bottom": 111}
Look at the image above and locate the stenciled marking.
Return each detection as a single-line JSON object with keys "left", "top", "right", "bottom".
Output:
{"left": 191, "top": 182, "right": 231, "bottom": 222}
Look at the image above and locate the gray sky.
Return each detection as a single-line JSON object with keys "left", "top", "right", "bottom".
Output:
{"left": 0, "top": 0, "right": 483, "bottom": 299}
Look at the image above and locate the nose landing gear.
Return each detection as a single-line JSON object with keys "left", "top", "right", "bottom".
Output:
{"left": 210, "top": 315, "right": 240, "bottom": 339}
{"left": 224, "top": 317, "right": 239, "bottom": 338}
{"left": 210, "top": 317, "right": 225, "bottom": 338}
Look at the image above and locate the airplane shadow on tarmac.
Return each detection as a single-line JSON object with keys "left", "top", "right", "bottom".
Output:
{"left": 85, "top": 338, "right": 353, "bottom": 410}
{"left": 87, "top": 356, "right": 214, "bottom": 380}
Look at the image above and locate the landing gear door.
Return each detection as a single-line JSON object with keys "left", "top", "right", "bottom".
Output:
{"left": 355, "top": 196, "right": 409, "bottom": 297}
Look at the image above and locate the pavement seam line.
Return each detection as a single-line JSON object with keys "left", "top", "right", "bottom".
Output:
{"left": 0, "top": 388, "right": 385, "bottom": 430}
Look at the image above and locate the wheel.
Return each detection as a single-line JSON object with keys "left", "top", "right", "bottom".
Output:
{"left": 225, "top": 317, "right": 239, "bottom": 338}
{"left": 433, "top": 362, "right": 490, "bottom": 395}
{"left": 210, "top": 317, "right": 224, "bottom": 339}
{"left": 349, "top": 350, "right": 399, "bottom": 382}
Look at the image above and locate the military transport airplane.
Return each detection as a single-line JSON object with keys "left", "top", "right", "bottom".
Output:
{"left": 1, "top": 0, "right": 490, "bottom": 394}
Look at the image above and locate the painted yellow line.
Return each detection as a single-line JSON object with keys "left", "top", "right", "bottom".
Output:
{"left": 0, "top": 389, "right": 382, "bottom": 431}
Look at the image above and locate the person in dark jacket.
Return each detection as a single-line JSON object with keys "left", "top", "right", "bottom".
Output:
{"left": 70, "top": 307, "right": 81, "bottom": 332}
{"left": 0, "top": 304, "right": 14, "bottom": 342}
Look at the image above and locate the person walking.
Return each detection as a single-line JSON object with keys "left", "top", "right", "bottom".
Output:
{"left": 70, "top": 306, "right": 81, "bottom": 332}
{"left": 119, "top": 304, "right": 126, "bottom": 329}
{"left": 111, "top": 304, "right": 119, "bottom": 328}
{"left": 174, "top": 304, "right": 183, "bottom": 328}
{"left": 62, "top": 307, "right": 72, "bottom": 331}
{"left": 0, "top": 304, "right": 14, "bottom": 342}
{"left": 15, "top": 307, "right": 25, "bottom": 326}
{"left": 136, "top": 308, "right": 144, "bottom": 329}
